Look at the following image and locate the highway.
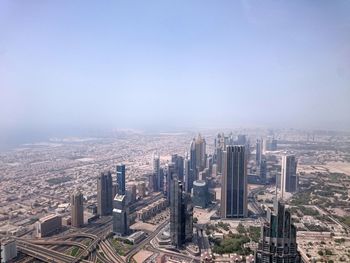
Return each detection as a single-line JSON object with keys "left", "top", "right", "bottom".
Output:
{"left": 17, "top": 240, "right": 93, "bottom": 263}
{"left": 125, "top": 220, "right": 169, "bottom": 262}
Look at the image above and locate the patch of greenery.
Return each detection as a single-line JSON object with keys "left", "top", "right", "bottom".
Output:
{"left": 110, "top": 238, "right": 132, "bottom": 256}
{"left": 248, "top": 226, "right": 260, "bottom": 243}
{"left": 46, "top": 176, "right": 72, "bottom": 185}
{"left": 236, "top": 223, "right": 246, "bottom": 234}
{"left": 216, "top": 221, "right": 230, "bottom": 231}
{"left": 212, "top": 233, "right": 250, "bottom": 255}
{"left": 71, "top": 246, "right": 80, "bottom": 257}
{"left": 300, "top": 206, "right": 320, "bottom": 216}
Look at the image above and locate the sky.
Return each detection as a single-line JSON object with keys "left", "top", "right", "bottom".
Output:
{"left": 1, "top": 0, "right": 350, "bottom": 146}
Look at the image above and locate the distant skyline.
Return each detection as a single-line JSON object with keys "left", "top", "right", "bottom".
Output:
{"left": 1, "top": 1, "right": 350, "bottom": 148}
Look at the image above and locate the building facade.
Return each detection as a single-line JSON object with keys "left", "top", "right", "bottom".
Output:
{"left": 170, "top": 176, "right": 193, "bottom": 248}
{"left": 116, "top": 164, "right": 126, "bottom": 195}
{"left": 112, "top": 194, "right": 128, "bottom": 236}
{"left": 192, "top": 180, "right": 208, "bottom": 209}
{"left": 36, "top": 214, "right": 62, "bottom": 238}
{"left": 255, "top": 199, "right": 301, "bottom": 263}
{"left": 71, "top": 190, "right": 84, "bottom": 228}
{"left": 281, "top": 155, "right": 298, "bottom": 198}
{"left": 221, "top": 145, "right": 247, "bottom": 218}
{"left": 97, "top": 171, "right": 113, "bottom": 216}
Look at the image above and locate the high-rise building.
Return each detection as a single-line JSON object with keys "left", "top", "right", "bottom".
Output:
{"left": 166, "top": 163, "right": 177, "bottom": 201}
{"left": 263, "top": 137, "right": 278, "bottom": 153}
{"left": 184, "top": 153, "right": 191, "bottom": 193}
{"left": 281, "top": 155, "right": 298, "bottom": 198}
{"left": 171, "top": 154, "right": 184, "bottom": 182}
{"left": 1, "top": 238, "right": 17, "bottom": 263}
{"left": 255, "top": 199, "right": 301, "bottom": 263}
{"left": 113, "top": 194, "right": 129, "bottom": 236}
{"left": 116, "top": 164, "right": 126, "bottom": 195}
{"left": 188, "top": 139, "right": 197, "bottom": 192}
{"left": 36, "top": 214, "right": 62, "bottom": 238}
{"left": 97, "top": 171, "right": 113, "bottom": 216}
{"left": 138, "top": 182, "right": 146, "bottom": 198}
{"left": 71, "top": 190, "right": 84, "bottom": 228}
{"left": 256, "top": 139, "right": 262, "bottom": 166}
{"left": 214, "top": 133, "right": 225, "bottom": 175}
{"left": 221, "top": 145, "right": 247, "bottom": 218}
{"left": 259, "top": 158, "right": 267, "bottom": 183}
{"left": 236, "top": 134, "right": 247, "bottom": 145}
{"left": 192, "top": 180, "right": 209, "bottom": 208}
{"left": 170, "top": 175, "right": 193, "bottom": 248}
{"left": 195, "top": 134, "right": 206, "bottom": 173}
{"left": 152, "top": 153, "right": 161, "bottom": 192}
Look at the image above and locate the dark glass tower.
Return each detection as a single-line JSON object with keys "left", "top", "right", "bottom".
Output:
{"left": 281, "top": 155, "right": 298, "bottom": 198}
{"left": 116, "top": 164, "right": 126, "bottom": 195}
{"left": 97, "top": 171, "right": 113, "bottom": 216}
{"left": 171, "top": 154, "right": 184, "bottom": 182}
{"left": 170, "top": 175, "right": 193, "bottom": 248}
{"left": 221, "top": 145, "right": 247, "bottom": 218}
{"left": 255, "top": 199, "right": 301, "bottom": 263}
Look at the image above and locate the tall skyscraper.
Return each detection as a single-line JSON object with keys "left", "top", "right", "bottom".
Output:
{"left": 116, "top": 164, "right": 126, "bottom": 195}
{"left": 214, "top": 133, "right": 225, "bottom": 175}
{"left": 153, "top": 153, "right": 161, "bottom": 191}
{"left": 97, "top": 171, "right": 113, "bottom": 216}
{"left": 221, "top": 145, "right": 247, "bottom": 218}
{"left": 113, "top": 194, "right": 129, "bottom": 236}
{"left": 170, "top": 175, "right": 193, "bottom": 248}
{"left": 166, "top": 163, "right": 177, "bottom": 202}
{"left": 195, "top": 133, "right": 206, "bottom": 173}
{"left": 236, "top": 134, "right": 247, "bottom": 145}
{"left": 71, "top": 190, "right": 84, "bottom": 228}
{"left": 255, "top": 199, "right": 301, "bottom": 263}
{"left": 281, "top": 155, "right": 298, "bottom": 198}
{"left": 184, "top": 153, "right": 191, "bottom": 193}
{"left": 259, "top": 158, "right": 267, "bottom": 183}
{"left": 188, "top": 139, "right": 197, "bottom": 191}
{"left": 171, "top": 154, "right": 184, "bottom": 182}
{"left": 256, "top": 139, "right": 262, "bottom": 166}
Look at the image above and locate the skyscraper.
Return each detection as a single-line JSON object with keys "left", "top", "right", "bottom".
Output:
{"left": 71, "top": 190, "right": 84, "bottom": 228}
{"left": 221, "top": 145, "right": 247, "bottom": 218}
{"left": 195, "top": 133, "right": 206, "bottom": 173}
{"left": 170, "top": 175, "right": 193, "bottom": 248}
{"left": 259, "top": 158, "right": 267, "bottom": 183}
{"left": 113, "top": 194, "right": 129, "bottom": 236}
{"left": 214, "top": 133, "right": 225, "bottom": 175}
{"left": 184, "top": 153, "right": 191, "bottom": 193}
{"left": 171, "top": 154, "right": 184, "bottom": 182}
{"left": 153, "top": 153, "right": 161, "bottom": 191}
{"left": 281, "top": 155, "right": 298, "bottom": 198}
{"left": 116, "top": 164, "right": 126, "bottom": 195}
{"left": 97, "top": 171, "right": 113, "bottom": 216}
{"left": 166, "top": 163, "right": 177, "bottom": 202}
{"left": 256, "top": 139, "right": 262, "bottom": 166}
{"left": 255, "top": 199, "right": 301, "bottom": 263}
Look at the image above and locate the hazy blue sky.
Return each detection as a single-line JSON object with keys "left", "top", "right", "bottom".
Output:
{"left": 1, "top": 0, "right": 350, "bottom": 142}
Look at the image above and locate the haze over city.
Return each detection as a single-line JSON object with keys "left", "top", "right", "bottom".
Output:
{"left": 1, "top": 0, "right": 350, "bottom": 150}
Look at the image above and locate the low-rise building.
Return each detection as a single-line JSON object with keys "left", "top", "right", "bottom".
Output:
{"left": 36, "top": 214, "right": 62, "bottom": 238}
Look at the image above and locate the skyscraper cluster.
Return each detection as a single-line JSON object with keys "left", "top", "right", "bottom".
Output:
{"left": 96, "top": 165, "right": 129, "bottom": 236}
